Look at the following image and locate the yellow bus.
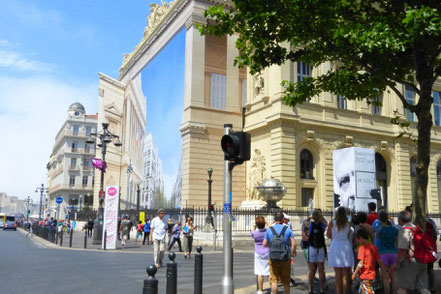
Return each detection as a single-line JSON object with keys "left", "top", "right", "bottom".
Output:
{"left": 0, "top": 213, "right": 15, "bottom": 222}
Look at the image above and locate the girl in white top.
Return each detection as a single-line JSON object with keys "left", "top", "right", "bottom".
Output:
{"left": 327, "top": 206, "right": 354, "bottom": 294}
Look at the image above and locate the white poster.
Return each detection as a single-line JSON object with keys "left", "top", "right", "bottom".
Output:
{"left": 102, "top": 185, "right": 119, "bottom": 250}
{"left": 333, "top": 147, "right": 376, "bottom": 212}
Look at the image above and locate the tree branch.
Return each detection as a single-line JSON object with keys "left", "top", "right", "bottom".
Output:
{"left": 389, "top": 82, "right": 417, "bottom": 113}
{"left": 396, "top": 79, "right": 421, "bottom": 96}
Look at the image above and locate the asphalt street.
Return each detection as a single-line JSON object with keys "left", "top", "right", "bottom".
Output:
{"left": 0, "top": 229, "right": 319, "bottom": 294}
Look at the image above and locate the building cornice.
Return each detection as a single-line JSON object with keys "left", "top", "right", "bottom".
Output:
{"left": 180, "top": 121, "right": 206, "bottom": 135}
{"left": 99, "top": 72, "right": 126, "bottom": 89}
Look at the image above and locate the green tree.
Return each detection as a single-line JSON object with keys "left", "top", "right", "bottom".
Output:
{"left": 202, "top": 1, "right": 441, "bottom": 228}
{"left": 154, "top": 187, "right": 168, "bottom": 209}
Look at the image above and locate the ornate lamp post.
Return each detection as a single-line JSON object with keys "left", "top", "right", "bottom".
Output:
{"left": 35, "top": 184, "right": 48, "bottom": 220}
{"left": 204, "top": 167, "right": 214, "bottom": 231}
{"left": 86, "top": 122, "right": 122, "bottom": 245}
{"left": 256, "top": 178, "right": 287, "bottom": 210}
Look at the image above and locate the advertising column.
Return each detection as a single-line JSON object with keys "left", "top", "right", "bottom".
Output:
{"left": 102, "top": 185, "right": 120, "bottom": 249}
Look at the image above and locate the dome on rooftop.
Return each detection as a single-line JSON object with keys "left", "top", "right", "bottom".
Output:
{"left": 68, "top": 102, "right": 85, "bottom": 112}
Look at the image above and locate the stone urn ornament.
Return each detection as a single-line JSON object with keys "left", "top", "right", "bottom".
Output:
{"left": 256, "top": 178, "right": 287, "bottom": 209}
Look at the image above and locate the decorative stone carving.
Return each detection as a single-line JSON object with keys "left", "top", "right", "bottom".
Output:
{"left": 306, "top": 130, "right": 315, "bottom": 141}
{"left": 179, "top": 121, "right": 206, "bottom": 136}
{"left": 123, "top": 53, "right": 131, "bottom": 64}
{"left": 254, "top": 71, "right": 265, "bottom": 97}
{"left": 144, "top": 2, "right": 173, "bottom": 38}
{"left": 247, "top": 149, "right": 266, "bottom": 200}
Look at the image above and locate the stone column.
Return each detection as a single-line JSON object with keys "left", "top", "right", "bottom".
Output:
{"left": 226, "top": 34, "right": 239, "bottom": 112}
{"left": 184, "top": 18, "right": 206, "bottom": 109}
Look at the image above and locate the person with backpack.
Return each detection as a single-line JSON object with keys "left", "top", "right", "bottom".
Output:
{"left": 376, "top": 209, "right": 399, "bottom": 294}
{"left": 307, "top": 209, "right": 327, "bottom": 294}
{"left": 135, "top": 220, "right": 143, "bottom": 244}
{"left": 395, "top": 210, "right": 433, "bottom": 293}
{"left": 263, "top": 211, "right": 296, "bottom": 294}
{"left": 142, "top": 217, "right": 151, "bottom": 245}
{"left": 327, "top": 206, "right": 354, "bottom": 294}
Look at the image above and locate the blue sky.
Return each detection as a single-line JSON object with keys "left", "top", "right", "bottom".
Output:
{"left": 0, "top": 0, "right": 184, "bottom": 201}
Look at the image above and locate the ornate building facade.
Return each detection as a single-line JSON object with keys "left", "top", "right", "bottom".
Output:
{"left": 104, "top": 0, "right": 441, "bottom": 213}
{"left": 46, "top": 103, "right": 97, "bottom": 217}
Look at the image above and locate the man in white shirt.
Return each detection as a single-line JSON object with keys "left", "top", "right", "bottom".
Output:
{"left": 149, "top": 209, "right": 167, "bottom": 268}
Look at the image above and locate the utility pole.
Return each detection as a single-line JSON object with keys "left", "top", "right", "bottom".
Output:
{"left": 35, "top": 184, "right": 48, "bottom": 220}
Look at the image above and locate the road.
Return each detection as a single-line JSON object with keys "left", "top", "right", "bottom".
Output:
{"left": 0, "top": 229, "right": 323, "bottom": 294}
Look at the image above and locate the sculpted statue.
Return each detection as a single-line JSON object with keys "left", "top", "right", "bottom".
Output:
{"left": 144, "top": 1, "right": 171, "bottom": 37}
{"left": 247, "top": 149, "right": 266, "bottom": 200}
{"left": 254, "top": 71, "right": 265, "bottom": 96}
{"left": 123, "top": 53, "right": 131, "bottom": 64}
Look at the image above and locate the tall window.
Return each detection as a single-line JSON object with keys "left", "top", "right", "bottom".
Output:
{"left": 300, "top": 149, "right": 314, "bottom": 179}
{"left": 210, "top": 73, "right": 226, "bottom": 109}
{"left": 70, "top": 158, "right": 77, "bottom": 168}
{"left": 301, "top": 188, "right": 314, "bottom": 207}
{"left": 69, "top": 175, "right": 75, "bottom": 187}
{"left": 86, "top": 126, "right": 92, "bottom": 137}
{"left": 83, "top": 158, "right": 90, "bottom": 167}
{"left": 82, "top": 176, "right": 88, "bottom": 187}
{"left": 372, "top": 96, "right": 382, "bottom": 115}
{"left": 433, "top": 91, "right": 441, "bottom": 126}
{"left": 71, "top": 142, "right": 77, "bottom": 152}
{"left": 73, "top": 125, "right": 79, "bottom": 135}
{"left": 241, "top": 78, "right": 247, "bottom": 107}
{"left": 337, "top": 95, "right": 347, "bottom": 109}
{"left": 85, "top": 143, "right": 90, "bottom": 154}
{"left": 405, "top": 86, "right": 417, "bottom": 122}
{"left": 297, "top": 62, "right": 311, "bottom": 82}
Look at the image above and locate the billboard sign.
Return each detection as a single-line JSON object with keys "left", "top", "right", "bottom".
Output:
{"left": 102, "top": 185, "right": 120, "bottom": 250}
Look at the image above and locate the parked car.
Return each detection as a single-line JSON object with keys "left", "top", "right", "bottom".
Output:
{"left": 3, "top": 220, "right": 17, "bottom": 231}
{"left": 0, "top": 220, "right": 4, "bottom": 229}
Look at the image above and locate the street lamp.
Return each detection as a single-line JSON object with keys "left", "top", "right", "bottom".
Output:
{"left": 35, "top": 184, "right": 48, "bottom": 220}
{"left": 86, "top": 122, "right": 122, "bottom": 245}
{"left": 204, "top": 167, "right": 214, "bottom": 230}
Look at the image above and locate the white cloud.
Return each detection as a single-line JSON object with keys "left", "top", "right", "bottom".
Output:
{"left": 0, "top": 75, "right": 98, "bottom": 202}
{"left": 0, "top": 49, "right": 53, "bottom": 72}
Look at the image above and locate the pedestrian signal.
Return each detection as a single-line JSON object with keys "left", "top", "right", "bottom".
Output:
{"left": 221, "top": 131, "right": 251, "bottom": 164}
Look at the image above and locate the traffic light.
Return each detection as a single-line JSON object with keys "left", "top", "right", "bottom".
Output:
{"left": 221, "top": 131, "right": 251, "bottom": 164}
{"left": 208, "top": 204, "right": 214, "bottom": 212}
{"left": 27, "top": 210, "right": 30, "bottom": 216}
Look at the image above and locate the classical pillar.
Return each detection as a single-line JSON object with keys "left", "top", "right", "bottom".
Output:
{"left": 184, "top": 18, "right": 206, "bottom": 108}
{"left": 226, "top": 34, "right": 239, "bottom": 112}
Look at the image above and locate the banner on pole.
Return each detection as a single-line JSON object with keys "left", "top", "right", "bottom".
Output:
{"left": 333, "top": 147, "right": 376, "bottom": 212}
{"left": 139, "top": 211, "right": 145, "bottom": 223}
{"left": 102, "top": 185, "right": 120, "bottom": 249}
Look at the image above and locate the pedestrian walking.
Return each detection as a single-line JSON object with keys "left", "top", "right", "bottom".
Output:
{"left": 307, "top": 209, "right": 327, "bottom": 294}
{"left": 376, "top": 209, "right": 399, "bottom": 294}
{"left": 166, "top": 218, "right": 174, "bottom": 246}
{"left": 168, "top": 221, "right": 183, "bottom": 252}
{"left": 251, "top": 216, "right": 269, "bottom": 294}
{"left": 87, "top": 219, "right": 94, "bottom": 238}
{"left": 149, "top": 209, "right": 167, "bottom": 268}
{"left": 425, "top": 215, "right": 439, "bottom": 292}
{"left": 135, "top": 221, "right": 143, "bottom": 244}
{"left": 352, "top": 229, "right": 387, "bottom": 294}
{"left": 263, "top": 211, "right": 296, "bottom": 294}
{"left": 142, "top": 218, "right": 151, "bottom": 245}
{"left": 182, "top": 216, "right": 194, "bottom": 259}
{"left": 117, "top": 216, "right": 121, "bottom": 241}
{"left": 366, "top": 202, "right": 378, "bottom": 226}
{"left": 327, "top": 206, "right": 354, "bottom": 294}
{"left": 120, "top": 216, "right": 130, "bottom": 247}
{"left": 395, "top": 210, "right": 430, "bottom": 293}
{"left": 26, "top": 220, "right": 33, "bottom": 238}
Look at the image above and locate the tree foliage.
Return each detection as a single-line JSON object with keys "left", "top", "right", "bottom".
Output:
{"left": 201, "top": 1, "right": 441, "bottom": 228}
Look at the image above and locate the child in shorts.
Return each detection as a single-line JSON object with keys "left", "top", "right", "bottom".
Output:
{"left": 352, "top": 228, "right": 387, "bottom": 294}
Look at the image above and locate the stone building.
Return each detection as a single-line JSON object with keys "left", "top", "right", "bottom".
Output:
{"left": 142, "top": 133, "right": 163, "bottom": 209}
{"left": 46, "top": 103, "right": 97, "bottom": 218}
{"left": 102, "top": 0, "right": 441, "bottom": 213}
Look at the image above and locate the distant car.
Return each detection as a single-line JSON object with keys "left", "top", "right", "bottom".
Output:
{"left": 0, "top": 220, "right": 4, "bottom": 229}
{"left": 3, "top": 220, "right": 17, "bottom": 231}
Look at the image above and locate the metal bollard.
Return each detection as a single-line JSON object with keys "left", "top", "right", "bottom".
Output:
{"left": 166, "top": 252, "right": 177, "bottom": 294}
{"left": 84, "top": 230, "right": 87, "bottom": 249}
{"left": 69, "top": 229, "right": 73, "bottom": 248}
{"left": 194, "top": 246, "right": 203, "bottom": 294}
{"left": 104, "top": 230, "right": 107, "bottom": 250}
{"left": 142, "top": 265, "right": 158, "bottom": 294}
{"left": 60, "top": 231, "right": 63, "bottom": 247}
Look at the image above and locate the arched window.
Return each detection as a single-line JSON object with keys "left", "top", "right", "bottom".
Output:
{"left": 437, "top": 161, "right": 441, "bottom": 212}
{"left": 300, "top": 149, "right": 314, "bottom": 179}
{"left": 375, "top": 153, "right": 388, "bottom": 208}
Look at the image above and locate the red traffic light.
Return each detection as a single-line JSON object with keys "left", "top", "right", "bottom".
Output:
{"left": 208, "top": 204, "right": 214, "bottom": 211}
{"left": 221, "top": 131, "right": 251, "bottom": 163}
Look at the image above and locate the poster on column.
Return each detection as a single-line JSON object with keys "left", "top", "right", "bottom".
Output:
{"left": 102, "top": 185, "right": 120, "bottom": 249}
{"left": 333, "top": 147, "right": 376, "bottom": 212}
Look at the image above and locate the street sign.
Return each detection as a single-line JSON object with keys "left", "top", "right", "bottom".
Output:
{"left": 55, "top": 196, "right": 63, "bottom": 204}
{"left": 99, "top": 190, "right": 105, "bottom": 199}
